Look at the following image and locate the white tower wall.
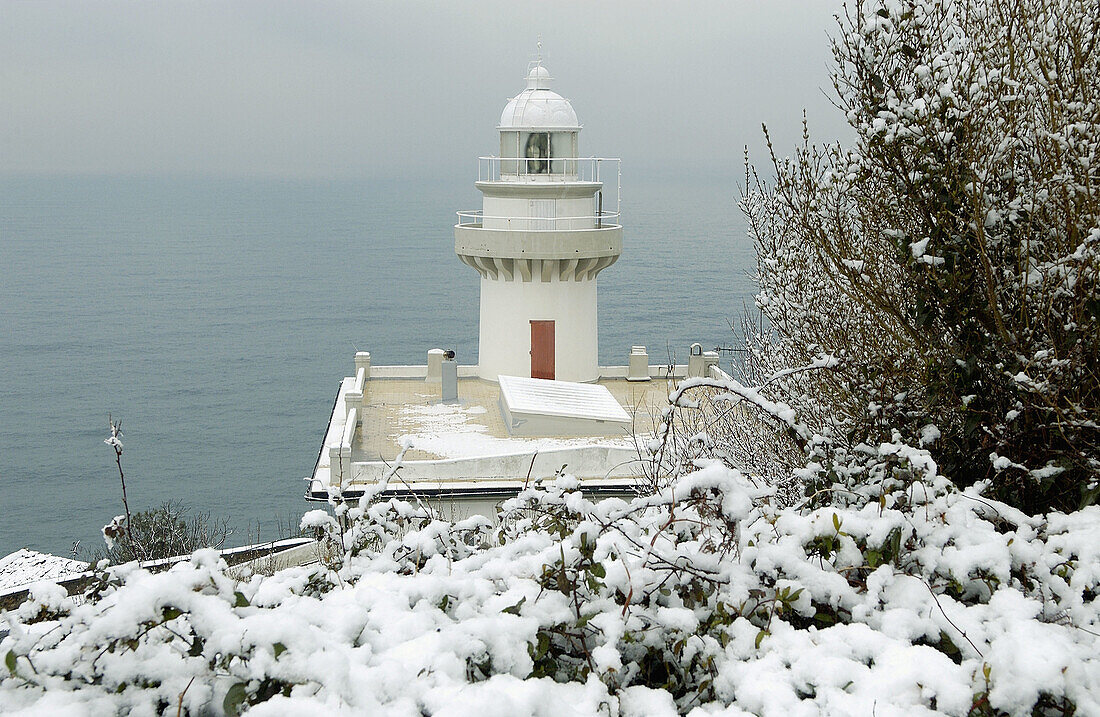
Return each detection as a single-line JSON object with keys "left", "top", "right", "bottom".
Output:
{"left": 479, "top": 275, "right": 599, "bottom": 383}
{"left": 455, "top": 63, "right": 621, "bottom": 384}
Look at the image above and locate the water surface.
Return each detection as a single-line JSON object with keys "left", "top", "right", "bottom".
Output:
{"left": 0, "top": 174, "right": 754, "bottom": 556}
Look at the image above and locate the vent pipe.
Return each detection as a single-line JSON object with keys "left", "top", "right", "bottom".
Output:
{"left": 441, "top": 350, "right": 458, "bottom": 403}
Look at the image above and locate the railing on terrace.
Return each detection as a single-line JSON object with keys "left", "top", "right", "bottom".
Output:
{"left": 477, "top": 156, "right": 620, "bottom": 186}
{"left": 455, "top": 210, "right": 621, "bottom": 231}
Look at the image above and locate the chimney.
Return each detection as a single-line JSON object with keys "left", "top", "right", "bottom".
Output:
{"left": 687, "top": 343, "right": 706, "bottom": 377}
{"left": 627, "top": 345, "right": 650, "bottom": 381}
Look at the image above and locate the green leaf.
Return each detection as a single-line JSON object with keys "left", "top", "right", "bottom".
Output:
{"left": 273, "top": 642, "right": 287, "bottom": 658}
{"left": 876, "top": 8, "right": 889, "bottom": 17}
{"left": 223, "top": 682, "right": 248, "bottom": 717}
{"left": 5, "top": 650, "right": 16, "bottom": 677}
{"left": 590, "top": 563, "right": 606, "bottom": 579}
{"left": 233, "top": 591, "right": 250, "bottom": 608}
{"left": 832, "top": 513, "right": 842, "bottom": 532}
{"left": 161, "top": 606, "right": 182, "bottom": 621}
{"left": 755, "top": 629, "right": 768, "bottom": 649}
{"left": 502, "top": 596, "right": 526, "bottom": 616}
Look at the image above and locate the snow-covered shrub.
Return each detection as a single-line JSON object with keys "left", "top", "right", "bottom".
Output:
{"left": 4, "top": 467, "right": 1098, "bottom": 715}
{"left": 739, "top": 0, "right": 1100, "bottom": 512}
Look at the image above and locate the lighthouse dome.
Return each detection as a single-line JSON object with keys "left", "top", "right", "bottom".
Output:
{"left": 498, "top": 65, "right": 580, "bottom": 130}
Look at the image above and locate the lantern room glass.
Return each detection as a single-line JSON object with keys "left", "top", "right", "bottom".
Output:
{"left": 499, "top": 131, "right": 578, "bottom": 177}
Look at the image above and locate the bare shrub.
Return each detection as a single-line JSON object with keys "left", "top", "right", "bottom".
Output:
{"left": 86, "top": 501, "right": 231, "bottom": 564}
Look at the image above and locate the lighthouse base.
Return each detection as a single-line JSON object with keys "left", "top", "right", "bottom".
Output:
{"left": 478, "top": 276, "right": 599, "bottom": 383}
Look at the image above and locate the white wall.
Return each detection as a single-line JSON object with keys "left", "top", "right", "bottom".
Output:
{"left": 482, "top": 196, "right": 596, "bottom": 230}
{"left": 479, "top": 275, "right": 599, "bottom": 382}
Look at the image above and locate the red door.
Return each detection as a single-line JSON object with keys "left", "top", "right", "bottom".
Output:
{"left": 530, "top": 320, "right": 555, "bottom": 380}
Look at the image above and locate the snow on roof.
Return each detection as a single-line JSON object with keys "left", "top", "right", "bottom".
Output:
{"left": 499, "top": 375, "right": 631, "bottom": 423}
{"left": 0, "top": 549, "right": 88, "bottom": 595}
{"left": 395, "top": 400, "right": 629, "bottom": 459}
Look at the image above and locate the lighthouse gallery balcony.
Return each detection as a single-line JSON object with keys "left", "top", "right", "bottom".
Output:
{"left": 454, "top": 155, "right": 622, "bottom": 281}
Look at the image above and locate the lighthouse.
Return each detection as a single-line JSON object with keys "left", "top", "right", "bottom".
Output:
{"left": 308, "top": 58, "right": 714, "bottom": 510}
{"left": 455, "top": 63, "right": 622, "bottom": 383}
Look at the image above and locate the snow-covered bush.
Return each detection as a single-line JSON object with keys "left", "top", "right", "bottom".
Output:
{"left": 739, "top": 0, "right": 1100, "bottom": 512}
{"left": 3, "top": 467, "right": 1098, "bottom": 715}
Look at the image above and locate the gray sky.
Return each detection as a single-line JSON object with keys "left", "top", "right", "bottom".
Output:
{"left": 0, "top": 1, "right": 850, "bottom": 180}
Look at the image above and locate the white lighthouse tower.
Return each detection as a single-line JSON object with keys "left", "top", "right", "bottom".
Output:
{"left": 455, "top": 62, "right": 622, "bottom": 383}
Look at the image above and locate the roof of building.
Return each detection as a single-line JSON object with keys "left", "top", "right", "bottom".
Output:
{"left": 0, "top": 548, "right": 88, "bottom": 596}
{"left": 351, "top": 374, "right": 670, "bottom": 464}
{"left": 498, "top": 65, "right": 580, "bottom": 130}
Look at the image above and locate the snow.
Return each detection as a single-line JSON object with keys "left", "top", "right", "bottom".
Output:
{"left": 0, "top": 549, "right": 88, "bottom": 596}
{"left": 2, "top": 471, "right": 1098, "bottom": 715}
{"left": 395, "top": 401, "right": 631, "bottom": 460}
{"left": 919, "top": 424, "right": 941, "bottom": 446}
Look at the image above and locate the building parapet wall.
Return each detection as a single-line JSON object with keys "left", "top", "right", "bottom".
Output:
{"left": 348, "top": 363, "right": 688, "bottom": 383}
{"left": 367, "top": 364, "right": 481, "bottom": 379}
{"left": 347, "top": 443, "right": 641, "bottom": 484}
{"left": 597, "top": 364, "right": 688, "bottom": 380}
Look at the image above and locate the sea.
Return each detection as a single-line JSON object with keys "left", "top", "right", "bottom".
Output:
{"left": 0, "top": 173, "right": 756, "bottom": 558}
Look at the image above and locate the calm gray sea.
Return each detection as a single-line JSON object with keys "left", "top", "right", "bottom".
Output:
{"left": 0, "top": 173, "right": 755, "bottom": 557}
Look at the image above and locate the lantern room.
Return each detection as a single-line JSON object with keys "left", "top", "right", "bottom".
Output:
{"left": 497, "top": 65, "right": 581, "bottom": 178}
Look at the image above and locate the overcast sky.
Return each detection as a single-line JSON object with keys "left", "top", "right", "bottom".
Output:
{"left": 0, "top": 1, "right": 850, "bottom": 181}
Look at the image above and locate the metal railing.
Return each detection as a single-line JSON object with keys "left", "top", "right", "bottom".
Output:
{"left": 477, "top": 156, "right": 620, "bottom": 185}
{"left": 464, "top": 156, "right": 622, "bottom": 230}
{"left": 455, "top": 210, "right": 622, "bottom": 231}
